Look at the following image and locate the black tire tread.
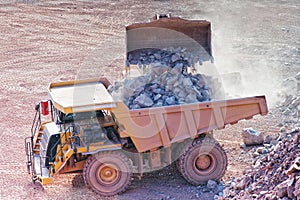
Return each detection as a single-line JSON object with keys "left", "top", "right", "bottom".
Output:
{"left": 178, "top": 137, "right": 227, "bottom": 185}
{"left": 83, "top": 151, "right": 132, "bottom": 196}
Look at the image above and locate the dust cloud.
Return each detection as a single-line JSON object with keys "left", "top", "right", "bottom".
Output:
{"left": 215, "top": 43, "right": 297, "bottom": 108}
{"left": 196, "top": 52, "right": 288, "bottom": 109}
{"left": 187, "top": 0, "right": 299, "bottom": 109}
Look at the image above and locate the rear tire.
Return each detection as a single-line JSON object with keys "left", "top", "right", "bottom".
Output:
{"left": 178, "top": 137, "right": 227, "bottom": 185}
{"left": 83, "top": 151, "right": 132, "bottom": 196}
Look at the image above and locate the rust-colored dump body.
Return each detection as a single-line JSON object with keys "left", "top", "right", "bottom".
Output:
{"left": 48, "top": 79, "right": 268, "bottom": 153}
{"left": 126, "top": 16, "right": 212, "bottom": 63}
{"left": 112, "top": 96, "right": 268, "bottom": 152}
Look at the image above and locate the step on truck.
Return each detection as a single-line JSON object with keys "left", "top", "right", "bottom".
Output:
{"left": 24, "top": 15, "right": 268, "bottom": 196}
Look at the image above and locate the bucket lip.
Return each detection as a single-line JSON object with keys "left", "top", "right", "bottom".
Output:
{"left": 126, "top": 17, "right": 211, "bottom": 30}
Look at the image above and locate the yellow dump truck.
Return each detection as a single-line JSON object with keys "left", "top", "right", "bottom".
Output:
{"left": 24, "top": 15, "right": 268, "bottom": 196}
{"left": 25, "top": 78, "right": 268, "bottom": 196}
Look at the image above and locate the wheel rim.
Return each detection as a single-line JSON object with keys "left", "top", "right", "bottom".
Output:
{"left": 97, "top": 164, "right": 119, "bottom": 186}
{"left": 194, "top": 154, "right": 216, "bottom": 175}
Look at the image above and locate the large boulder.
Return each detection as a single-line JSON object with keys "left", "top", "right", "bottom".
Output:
{"left": 242, "top": 128, "right": 264, "bottom": 145}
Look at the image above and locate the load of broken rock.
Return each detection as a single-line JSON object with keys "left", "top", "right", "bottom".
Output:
{"left": 110, "top": 47, "right": 222, "bottom": 109}
{"left": 220, "top": 129, "right": 300, "bottom": 200}
{"left": 126, "top": 47, "right": 203, "bottom": 70}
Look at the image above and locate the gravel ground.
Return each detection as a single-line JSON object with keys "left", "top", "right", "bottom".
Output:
{"left": 0, "top": 0, "right": 299, "bottom": 199}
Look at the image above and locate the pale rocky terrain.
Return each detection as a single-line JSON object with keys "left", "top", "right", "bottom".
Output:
{"left": 0, "top": 0, "right": 299, "bottom": 199}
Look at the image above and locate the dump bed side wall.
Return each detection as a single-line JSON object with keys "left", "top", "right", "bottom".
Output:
{"left": 113, "top": 96, "right": 268, "bottom": 152}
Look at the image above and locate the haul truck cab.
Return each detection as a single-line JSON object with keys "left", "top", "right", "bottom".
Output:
{"left": 25, "top": 78, "right": 132, "bottom": 195}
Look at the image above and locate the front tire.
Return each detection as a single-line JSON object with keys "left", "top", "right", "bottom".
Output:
{"left": 83, "top": 151, "right": 132, "bottom": 196}
{"left": 178, "top": 137, "right": 227, "bottom": 185}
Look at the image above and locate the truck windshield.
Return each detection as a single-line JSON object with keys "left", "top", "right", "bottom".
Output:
{"left": 57, "top": 110, "right": 106, "bottom": 124}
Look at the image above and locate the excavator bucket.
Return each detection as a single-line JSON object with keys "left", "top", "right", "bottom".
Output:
{"left": 126, "top": 14, "right": 212, "bottom": 64}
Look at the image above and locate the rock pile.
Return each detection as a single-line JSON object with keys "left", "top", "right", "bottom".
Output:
{"left": 126, "top": 47, "right": 204, "bottom": 72}
{"left": 111, "top": 65, "right": 217, "bottom": 109}
{"left": 221, "top": 129, "right": 300, "bottom": 199}
{"left": 205, "top": 179, "right": 225, "bottom": 199}
{"left": 127, "top": 82, "right": 179, "bottom": 109}
{"left": 111, "top": 47, "right": 221, "bottom": 110}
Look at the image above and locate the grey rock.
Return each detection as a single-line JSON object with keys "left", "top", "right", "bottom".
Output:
{"left": 278, "top": 122, "right": 284, "bottom": 127}
{"left": 261, "top": 149, "right": 268, "bottom": 154}
{"left": 151, "top": 63, "right": 170, "bottom": 76}
{"left": 171, "top": 53, "right": 181, "bottom": 62}
{"left": 177, "top": 91, "right": 187, "bottom": 98}
{"left": 217, "top": 184, "right": 224, "bottom": 193}
{"left": 152, "top": 88, "right": 162, "bottom": 94}
{"left": 166, "top": 76, "right": 178, "bottom": 85}
{"left": 207, "top": 180, "right": 218, "bottom": 190}
{"left": 236, "top": 176, "right": 251, "bottom": 190}
{"left": 292, "top": 97, "right": 300, "bottom": 107}
{"left": 154, "top": 101, "right": 163, "bottom": 107}
{"left": 201, "top": 89, "right": 211, "bottom": 101}
{"left": 283, "top": 108, "right": 292, "bottom": 116}
{"left": 154, "top": 94, "right": 162, "bottom": 101}
{"left": 253, "top": 152, "right": 260, "bottom": 158}
{"left": 134, "top": 93, "right": 154, "bottom": 108}
{"left": 256, "top": 147, "right": 265, "bottom": 154}
{"left": 263, "top": 143, "right": 272, "bottom": 148}
{"left": 165, "top": 96, "right": 176, "bottom": 105}
{"left": 173, "top": 87, "right": 181, "bottom": 95}
{"left": 153, "top": 52, "right": 161, "bottom": 60}
{"left": 173, "top": 79, "right": 180, "bottom": 87}
{"left": 132, "top": 104, "right": 141, "bottom": 109}
{"left": 264, "top": 135, "right": 273, "bottom": 144}
{"left": 185, "top": 93, "right": 198, "bottom": 103}
{"left": 136, "top": 60, "right": 142, "bottom": 67}
{"left": 122, "top": 76, "right": 147, "bottom": 98}
{"left": 170, "top": 65, "right": 182, "bottom": 74}
{"left": 242, "top": 128, "right": 264, "bottom": 145}
{"left": 280, "top": 127, "right": 287, "bottom": 132}
{"left": 149, "top": 83, "right": 159, "bottom": 90}
{"left": 132, "top": 87, "right": 144, "bottom": 96}
{"left": 282, "top": 95, "right": 294, "bottom": 107}
{"left": 182, "top": 78, "right": 193, "bottom": 87}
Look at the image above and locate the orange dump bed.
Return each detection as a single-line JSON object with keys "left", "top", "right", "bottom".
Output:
{"left": 48, "top": 79, "right": 268, "bottom": 153}
{"left": 112, "top": 96, "right": 268, "bottom": 152}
